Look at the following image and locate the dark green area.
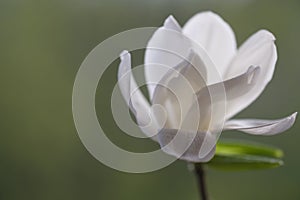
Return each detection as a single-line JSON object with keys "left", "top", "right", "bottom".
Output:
{"left": 1, "top": 0, "right": 299, "bottom": 199}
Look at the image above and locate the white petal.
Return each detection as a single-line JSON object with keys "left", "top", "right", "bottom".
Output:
{"left": 224, "top": 112, "right": 297, "bottom": 135}
{"left": 118, "top": 51, "right": 159, "bottom": 138}
{"left": 144, "top": 15, "right": 220, "bottom": 98}
{"left": 151, "top": 50, "right": 207, "bottom": 129}
{"left": 157, "top": 128, "right": 216, "bottom": 162}
{"left": 144, "top": 15, "right": 188, "bottom": 99}
{"left": 224, "top": 30, "right": 277, "bottom": 119}
{"left": 187, "top": 66, "right": 260, "bottom": 132}
{"left": 174, "top": 66, "right": 259, "bottom": 156}
{"left": 163, "top": 15, "right": 181, "bottom": 32}
{"left": 183, "top": 11, "right": 237, "bottom": 77}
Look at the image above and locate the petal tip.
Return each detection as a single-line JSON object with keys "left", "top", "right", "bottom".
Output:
{"left": 257, "top": 29, "right": 276, "bottom": 41}
{"left": 282, "top": 112, "right": 298, "bottom": 133}
{"left": 289, "top": 112, "right": 298, "bottom": 122}
{"left": 120, "top": 50, "right": 130, "bottom": 60}
{"left": 163, "top": 15, "right": 181, "bottom": 31}
{"left": 190, "top": 11, "right": 228, "bottom": 26}
{"left": 118, "top": 50, "right": 131, "bottom": 79}
{"left": 193, "top": 10, "right": 220, "bottom": 18}
{"left": 246, "top": 66, "right": 261, "bottom": 84}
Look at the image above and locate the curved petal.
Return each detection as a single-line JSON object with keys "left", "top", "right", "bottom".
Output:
{"left": 157, "top": 128, "right": 216, "bottom": 162}
{"left": 145, "top": 15, "right": 225, "bottom": 100}
{"left": 176, "top": 66, "right": 260, "bottom": 158}
{"left": 151, "top": 50, "right": 207, "bottom": 129}
{"left": 224, "top": 112, "right": 297, "bottom": 135}
{"left": 187, "top": 66, "right": 260, "bottom": 132}
{"left": 224, "top": 30, "right": 277, "bottom": 119}
{"left": 118, "top": 51, "right": 159, "bottom": 138}
{"left": 144, "top": 15, "right": 188, "bottom": 99}
{"left": 176, "top": 69, "right": 261, "bottom": 159}
{"left": 182, "top": 11, "right": 237, "bottom": 77}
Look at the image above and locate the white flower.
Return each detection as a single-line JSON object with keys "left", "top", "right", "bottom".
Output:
{"left": 118, "top": 11, "right": 297, "bottom": 162}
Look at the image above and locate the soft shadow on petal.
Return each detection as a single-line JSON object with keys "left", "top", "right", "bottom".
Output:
{"left": 145, "top": 15, "right": 187, "bottom": 99}
{"left": 224, "top": 112, "right": 297, "bottom": 135}
{"left": 151, "top": 50, "right": 207, "bottom": 129}
{"left": 157, "top": 129, "right": 216, "bottom": 162}
{"left": 183, "top": 11, "right": 237, "bottom": 76}
{"left": 144, "top": 15, "right": 219, "bottom": 99}
{"left": 187, "top": 66, "right": 260, "bottom": 132}
{"left": 118, "top": 51, "right": 159, "bottom": 138}
{"left": 224, "top": 30, "right": 277, "bottom": 119}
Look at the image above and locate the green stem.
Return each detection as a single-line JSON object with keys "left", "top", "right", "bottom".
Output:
{"left": 194, "top": 164, "right": 208, "bottom": 200}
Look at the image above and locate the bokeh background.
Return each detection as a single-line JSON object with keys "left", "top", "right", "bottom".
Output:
{"left": 1, "top": 0, "right": 299, "bottom": 199}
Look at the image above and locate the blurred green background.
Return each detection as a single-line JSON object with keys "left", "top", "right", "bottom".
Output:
{"left": 1, "top": 0, "right": 299, "bottom": 199}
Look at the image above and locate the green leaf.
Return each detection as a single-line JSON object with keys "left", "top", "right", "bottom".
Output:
{"left": 205, "top": 139, "right": 284, "bottom": 171}
{"left": 215, "top": 139, "right": 284, "bottom": 158}
{"left": 207, "top": 154, "right": 283, "bottom": 170}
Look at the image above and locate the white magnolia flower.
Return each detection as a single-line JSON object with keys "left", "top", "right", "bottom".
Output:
{"left": 118, "top": 11, "right": 297, "bottom": 162}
